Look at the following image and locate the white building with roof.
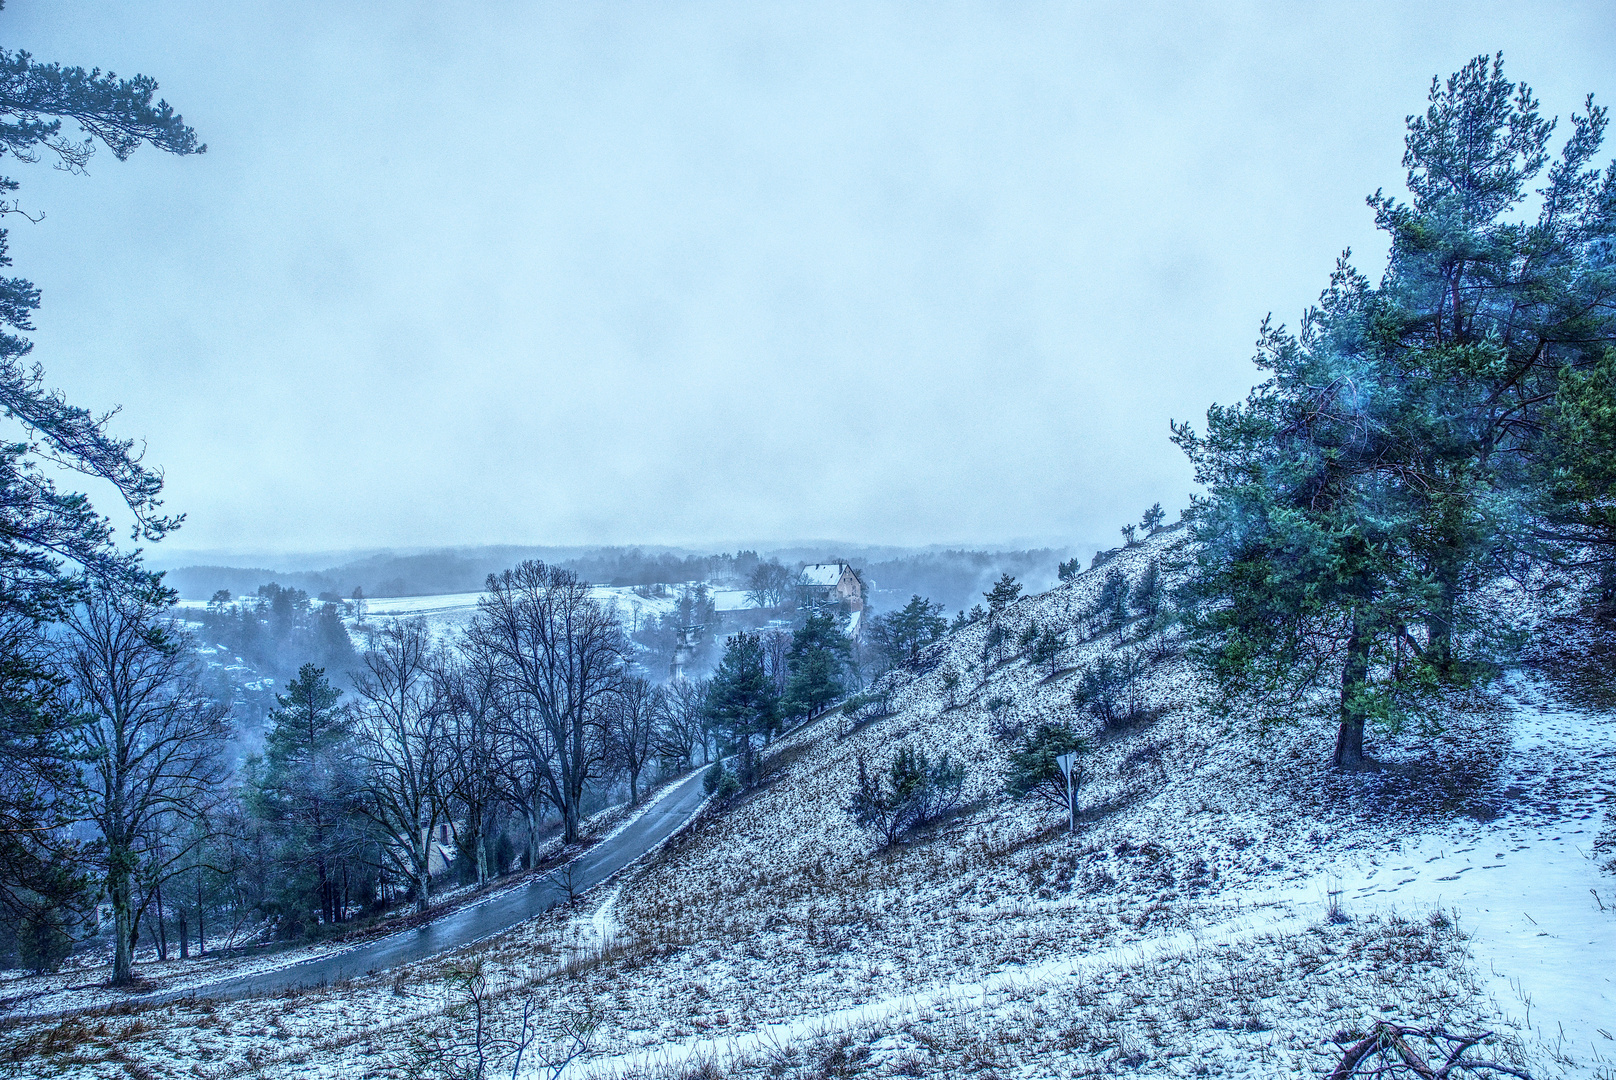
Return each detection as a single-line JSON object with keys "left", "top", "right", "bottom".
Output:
{"left": 798, "top": 562, "right": 864, "bottom": 612}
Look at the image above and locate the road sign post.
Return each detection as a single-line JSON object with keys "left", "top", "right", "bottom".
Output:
{"left": 1056, "top": 751, "right": 1077, "bottom": 834}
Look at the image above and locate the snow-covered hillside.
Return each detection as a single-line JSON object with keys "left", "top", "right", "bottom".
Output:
{"left": 7, "top": 529, "right": 1612, "bottom": 1078}
{"left": 581, "top": 529, "right": 1613, "bottom": 1076}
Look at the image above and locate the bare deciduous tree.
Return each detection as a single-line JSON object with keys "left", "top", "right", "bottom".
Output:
{"left": 604, "top": 675, "right": 659, "bottom": 805}
{"left": 744, "top": 560, "right": 795, "bottom": 610}
{"left": 758, "top": 628, "right": 792, "bottom": 702}
{"left": 353, "top": 618, "right": 444, "bottom": 914}
{"left": 494, "top": 691, "right": 554, "bottom": 871}
{"left": 64, "top": 585, "right": 230, "bottom": 986}
{"left": 655, "top": 676, "right": 709, "bottom": 769}
{"left": 434, "top": 644, "right": 503, "bottom": 885}
{"left": 469, "top": 562, "right": 623, "bottom": 845}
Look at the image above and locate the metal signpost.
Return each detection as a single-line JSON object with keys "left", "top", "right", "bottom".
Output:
{"left": 1056, "top": 752, "right": 1077, "bottom": 834}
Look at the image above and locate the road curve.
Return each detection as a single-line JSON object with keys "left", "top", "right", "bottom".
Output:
{"left": 173, "top": 767, "right": 709, "bottom": 1001}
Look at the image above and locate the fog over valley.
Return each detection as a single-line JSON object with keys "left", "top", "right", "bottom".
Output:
{"left": 2, "top": 5, "right": 1614, "bottom": 1079}
{"left": 3, "top": 2, "right": 1608, "bottom": 554}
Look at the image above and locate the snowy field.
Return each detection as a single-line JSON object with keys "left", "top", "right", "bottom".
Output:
{"left": 7, "top": 530, "right": 1613, "bottom": 1078}
{"left": 177, "top": 584, "right": 690, "bottom": 643}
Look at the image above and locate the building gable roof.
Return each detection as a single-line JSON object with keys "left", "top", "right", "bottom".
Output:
{"left": 799, "top": 563, "right": 848, "bottom": 588}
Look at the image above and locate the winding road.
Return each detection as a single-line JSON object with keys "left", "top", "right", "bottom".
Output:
{"left": 170, "top": 767, "right": 709, "bottom": 1002}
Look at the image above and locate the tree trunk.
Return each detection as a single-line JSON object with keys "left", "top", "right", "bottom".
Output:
{"left": 1334, "top": 611, "right": 1371, "bottom": 770}
{"left": 154, "top": 883, "right": 169, "bottom": 961}
{"left": 474, "top": 808, "right": 490, "bottom": 885}
{"left": 564, "top": 718, "right": 586, "bottom": 846}
{"left": 1425, "top": 564, "right": 1458, "bottom": 676}
{"left": 526, "top": 806, "right": 541, "bottom": 870}
{"left": 563, "top": 801, "right": 581, "bottom": 846}
{"left": 413, "top": 838, "right": 431, "bottom": 914}
{"left": 110, "top": 859, "right": 134, "bottom": 986}
{"left": 629, "top": 765, "right": 640, "bottom": 806}
{"left": 178, "top": 911, "right": 189, "bottom": 960}
{"left": 196, "top": 874, "right": 205, "bottom": 955}
{"left": 316, "top": 849, "right": 331, "bottom": 926}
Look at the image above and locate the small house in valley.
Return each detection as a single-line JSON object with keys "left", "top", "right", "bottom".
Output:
{"left": 798, "top": 562, "right": 864, "bottom": 612}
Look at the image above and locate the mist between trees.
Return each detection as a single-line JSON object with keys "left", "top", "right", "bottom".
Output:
{"left": 162, "top": 544, "right": 1072, "bottom": 617}
{"left": 2, "top": 541, "right": 987, "bottom": 979}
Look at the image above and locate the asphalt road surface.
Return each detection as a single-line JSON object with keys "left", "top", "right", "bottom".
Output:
{"left": 171, "top": 767, "right": 709, "bottom": 1001}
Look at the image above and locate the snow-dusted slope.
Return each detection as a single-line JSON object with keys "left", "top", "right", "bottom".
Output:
{"left": 7, "top": 529, "right": 1611, "bottom": 1078}
{"left": 589, "top": 527, "right": 1612, "bottom": 1077}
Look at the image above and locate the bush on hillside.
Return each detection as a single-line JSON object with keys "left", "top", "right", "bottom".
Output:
{"left": 839, "top": 688, "right": 894, "bottom": 731}
{"left": 1091, "top": 569, "right": 1130, "bottom": 633}
{"left": 985, "top": 694, "right": 1021, "bottom": 743}
{"left": 1004, "top": 722, "right": 1089, "bottom": 816}
{"left": 1071, "top": 652, "right": 1149, "bottom": 729}
{"left": 1031, "top": 626, "right": 1067, "bottom": 676}
{"left": 702, "top": 764, "right": 740, "bottom": 798}
{"left": 846, "top": 746, "right": 966, "bottom": 848}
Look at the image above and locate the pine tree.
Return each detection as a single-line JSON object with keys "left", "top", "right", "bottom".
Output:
{"left": 1031, "top": 627, "right": 1066, "bottom": 676}
{"left": 1004, "top": 723, "right": 1087, "bottom": 816}
{"left": 1539, "top": 351, "right": 1616, "bottom": 571}
{"left": 949, "top": 604, "right": 985, "bottom": 632}
{"left": 1129, "top": 561, "right": 1163, "bottom": 621}
{"left": 1174, "top": 55, "right": 1616, "bottom": 768}
{"left": 1071, "top": 655, "right": 1136, "bottom": 728}
{"left": 0, "top": 48, "right": 202, "bottom": 594}
{"left": 703, "top": 633, "right": 778, "bottom": 786}
{"left": 1092, "top": 569, "right": 1129, "bottom": 632}
{"left": 869, "top": 595, "right": 947, "bottom": 669}
{"left": 0, "top": 617, "right": 90, "bottom": 949}
{"left": 981, "top": 622, "right": 1009, "bottom": 665}
{"left": 0, "top": 38, "right": 204, "bottom": 952}
{"left": 252, "top": 665, "right": 363, "bottom": 930}
{"left": 782, "top": 612, "right": 850, "bottom": 719}
{"left": 984, "top": 574, "right": 1022, "bottom": 614}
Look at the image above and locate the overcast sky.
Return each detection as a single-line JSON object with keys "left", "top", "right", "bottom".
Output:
{"left": 5, "top": 2, "right": 1614, "bottom": 560}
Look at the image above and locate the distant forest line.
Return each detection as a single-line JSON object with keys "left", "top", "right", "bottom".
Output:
{"left": 164, "top": 544, "right": 1082, "bottom": 618}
